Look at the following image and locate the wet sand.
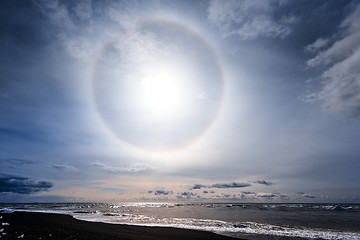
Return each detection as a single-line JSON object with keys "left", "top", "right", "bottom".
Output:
{"left": 0, "top": 212, "right": 241, "bottom": 240}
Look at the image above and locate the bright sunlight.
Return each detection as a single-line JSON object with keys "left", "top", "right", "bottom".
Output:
{"left": 137, "top": 61, "right": 189, "bottom": 119}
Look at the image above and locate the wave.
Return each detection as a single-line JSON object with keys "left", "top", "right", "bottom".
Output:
{"left": 0, "top": 208, "right": 14, "bottom": 213}
{"left": 73, "top": 212, "right": 360, "bottom": 240}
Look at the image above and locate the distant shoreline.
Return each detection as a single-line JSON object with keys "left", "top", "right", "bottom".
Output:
{"left": 1, "top": 212, "right": 241, "bottom": 240}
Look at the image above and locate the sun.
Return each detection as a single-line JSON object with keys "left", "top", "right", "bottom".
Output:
{"left": 136, "top": 61, "right": 189, "bottom": 120}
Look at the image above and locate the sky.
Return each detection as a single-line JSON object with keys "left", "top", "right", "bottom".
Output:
{"left": 1, "top": 0, "right": 360, "bottom": 203}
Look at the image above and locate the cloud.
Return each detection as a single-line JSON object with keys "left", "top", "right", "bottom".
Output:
{"left": 256, "top": 192, "right": 278, "bottom": 199}
{"left": 154, "top": 189, "right": 173, "bottom": 195}
{"left": 72, "top": 0, "right": 92, "bottom": 20}
{"left": 191, "top": 184, "right": 207, "bottom": 189}
{"left": 207, "top": 0, "right": 297, "bottom": 39}
{"left": 33, "top": 0, "right": 96, "bottom": 62}
{"left": 298, "top": 192, "right": 316, "bottom": 199}
{"left": 234, "top": 191, "right": 292, "bottom": 201}
{"left": 0, "top": 177, "right": 53, "bottom": 194}
{"left": 51, "top": 164, "right": 76, "bottom": 171}
{"left": 190, "top": 182, "right": 251, "bottom": 189}
{"left": 176, "top": 191, "right": 198, "bottom": 200}
{"left": 211, "top": 182, "right": 251, "bottom": 188}
{"left": 241, "top": 191, "right": 255, "bottom": 195}
{"left": 278, "top": 193, "right": 290, "bottom": 199}
{"left": 33, "top": 0, "right": 76, "bottom": 30}
{"left": 304, "top": 194, "right": 316, "bottom": 199}
{"left": 305, "top": 3, "right": 360, "bottom": 117}
{"left": 1, "top": 158, "right": 34, "bottom": 166}
{"left": 253, "top": 180, "right": 275, "bottom": 186}
{"left": 61, "top": 36, "right": 94, "bottom": 61}
{"left": 91, "top": 162, "right": 156, "bottom": 173}
{"left": 305, "top": 38, "right": 330, "bottom": 53}
{"left": 1, "top": 158, "right": 35, "bottom": 174}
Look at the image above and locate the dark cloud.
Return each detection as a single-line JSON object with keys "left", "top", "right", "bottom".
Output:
{"left": 176, "top": 191, "right": 198, "bottom": 199}
{"left": 298, "top": 192, "right": 316, "bottom": 199}
{"left": 257, "top": 193, "right": 277, "bottom": 198}
{"left": 51, "top": 164, "right": 76, "bottom": 171}
{"left": 154, "top": 189, "right": 173, "bottom": 195}
{"left": 278, "top": 194, "right": 289, "bottom": 199}
{"left": 190, "top": 182, "right": 251, "bottom": 189}
{"left": 0, "top": 177, "right": 53, "bottom": 194}
{"left": 211, "top": 182, "right": 251, "bottom": 188}
{"left": 191, "top": 184, "right": 207, "bottom": 189}
{"left": 241, "top": 191, "right": 256, "bottom": 195}
{"left": 253, "top": 180, "right": 275, "bottom": 186}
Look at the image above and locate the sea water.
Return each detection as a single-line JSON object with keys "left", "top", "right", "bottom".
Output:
{"left": 1, "top": 202, "right": 360, "bottom": 240}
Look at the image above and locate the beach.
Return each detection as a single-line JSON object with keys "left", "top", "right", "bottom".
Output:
{"left": 1, "top": 212, "right": 240, "bottom": 240}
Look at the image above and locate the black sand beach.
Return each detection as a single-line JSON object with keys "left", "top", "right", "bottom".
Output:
{"left": 1, "top": 212, "right": 241, "bottom": 240}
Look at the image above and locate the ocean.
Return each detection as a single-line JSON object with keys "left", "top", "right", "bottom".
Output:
{"left": 1, "top": 202, "right": 359, "bottom": 240}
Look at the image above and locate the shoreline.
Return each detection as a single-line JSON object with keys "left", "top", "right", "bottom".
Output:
{"left": 0, "top": 212, "right": 242, "bottom": 240}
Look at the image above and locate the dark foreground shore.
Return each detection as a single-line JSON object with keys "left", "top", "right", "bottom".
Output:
{"left": 0, "top": 212, "right": 241, "bottom": 240}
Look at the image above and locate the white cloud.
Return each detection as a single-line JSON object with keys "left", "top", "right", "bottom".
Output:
{"left": 33, "top": 0, "right": 97, "bottom": 62}
{"left": 207, "top": 0, "right": 296, "bottom": 39}
{"left": 305, "top": 38, "right": 330, "bottom": 53}
{"left": 305, "top": 3, "right": 360, "bottom": 116}
{"left": 91, "top": 162, "right": 156, "bottom": 173}
{"left": 61, "top": 35, "right": 94, "bottom": 61}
